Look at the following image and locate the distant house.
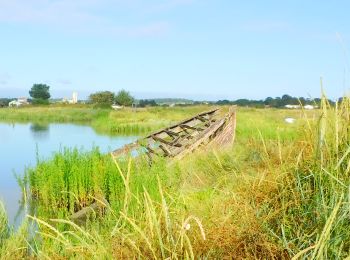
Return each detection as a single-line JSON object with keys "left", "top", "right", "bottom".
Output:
{"left": 304, "top": 105, "right": 315, "bottom": 110}
{"left": 18, "top": 97, "right": 28, "bottom": 104}
{"left": 285, "top": 104, "right": 317, "bottom": 110}
{"left": 9, "top": 97, "right": 29, "bottom": 107}
{"left": 285, "top": 104, "right": 300, "bottom": 109}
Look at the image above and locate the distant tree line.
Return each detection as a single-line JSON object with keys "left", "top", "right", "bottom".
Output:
{"left": 0, "top": 89, "right": 343, "bottom": 109}
{"left": 138, "top": 99, "right": 158, "bottom": 107}
{"left": 89, "top": 89, "right": 134, "bottom": 108}
{"left": 216, "top": 94, "right": 335, "bottom": 108}
{"left": 0, "top": 98, "right": 15, "bottom": 107}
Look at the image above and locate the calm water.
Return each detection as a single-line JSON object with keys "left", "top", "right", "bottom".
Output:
{"left": 0, "top": 122, "right": 136, "bottom": 226}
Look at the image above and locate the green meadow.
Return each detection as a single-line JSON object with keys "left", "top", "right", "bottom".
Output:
{"left": 1, "top": 102, "right": 350, "bottom": 259}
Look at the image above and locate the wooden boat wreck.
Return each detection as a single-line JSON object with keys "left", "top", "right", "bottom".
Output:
{"left": 111, "top": 106, "right": 236, "bottom": 161}
{"left": 70, "top": 107, "right": 236, "bottom": 224}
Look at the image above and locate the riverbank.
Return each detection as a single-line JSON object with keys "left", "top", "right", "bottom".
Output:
{"left": 2, "top": 103, "right": 348, "bottom": 258}
{"left": 0, "top": 105, "right": 212, "bottom": 135}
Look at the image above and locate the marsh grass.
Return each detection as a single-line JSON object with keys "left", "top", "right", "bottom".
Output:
{"left": 15, "top": 157, "right": 205, "bottom": 259}
{"left": 1, "top": 102, "right": 350, "bottom": 258}
{"left": 263, "top": 96, "right": 350, "bottom": 259}
{"left": 0, "top": 204, "right": 29, "bottom": 260}
{"left": 0, "top": 201, "right": 9, "bottom": 246}
{"left": 23, "top": 148, "right": 171, "bottom": 219}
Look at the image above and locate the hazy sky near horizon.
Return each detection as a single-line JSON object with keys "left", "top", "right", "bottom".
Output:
{"left": 0, "top": 0, "right": 350, "bottom": 100}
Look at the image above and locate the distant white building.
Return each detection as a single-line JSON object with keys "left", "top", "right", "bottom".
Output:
{"left": 285, "top": 104, "right": 300, "bottom": 109}
{"left": 9, "top": 97, "right": 29, "bottom": 107}
{"left": 72, "top": 92, "right": 78, "bottom": 104}
{"left": 304, "top": 105, "right": 315, "bottom": 110}
{"left": 285, "top": 104, "right": 317, "bottom": 110}
{"left": 62, "top": 92, "right": 79, "bottom": 104}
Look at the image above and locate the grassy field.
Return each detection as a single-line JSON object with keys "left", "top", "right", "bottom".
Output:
{"left": 1, "top": 103, "right": 350, "bottom": 259}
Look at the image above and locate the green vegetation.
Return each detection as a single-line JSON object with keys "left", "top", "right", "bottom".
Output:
{"left": 0, "top": 98, "right": 14, "bottom": 107}
{"left": 22, "top": 148, "right": 169, "bottom": 218}
{"left": 138, "top": 99, "right": 158, "bottom": 107}
{"left": 29, "top": 84, "right": 51, "bottom": 105}
{"left": 1, "top": 99, "right": 350, "bottom": 258}
{"left": 0, "top": 202, "right": 9, "bottom": 245}
{"left": 151, "top": 98, "right": 194, "bottom": 105}
{"left": 115, "top": 89, "right": 134, "bottom": 106}
{"left": 88, "top": 89, "right": 135, "bottom": 108}
{"left": 216, "top": 94, "right": 335, "bottom": 108}
{"left": 89, "top": 91, "right": 115, "bottom": 107}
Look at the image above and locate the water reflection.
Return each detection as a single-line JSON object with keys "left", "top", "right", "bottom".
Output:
{"left": 30, "top": 123, "right": 50, "bottom": 140}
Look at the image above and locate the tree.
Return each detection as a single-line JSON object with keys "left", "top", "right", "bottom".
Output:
{"left": 115, "top": 89, "right": 134, "bottom": 107}
{"left": 264, "top": 97, "right": 274, "bottom": 106}
{"left": 138, "top": 99, "right": 158, "bottom": 107}
{"left": 29, "top": 84, "right": 51, "bottom": 100}
{"left": 89, "top": 91, "right": 115, "bottom": 106}
{"left": 0, "top": 98, "right": 13, "bottom": 107}
{"left": 216, "top": 100, "right": 232, "bottom": 105}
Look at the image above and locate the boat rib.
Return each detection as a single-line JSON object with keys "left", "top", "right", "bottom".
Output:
{"left": 111, "top": 106, "right": 236, "bottom": 160}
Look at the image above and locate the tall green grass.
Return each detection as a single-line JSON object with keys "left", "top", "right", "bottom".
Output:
{"left": 17, "top": 152, "right": 206, "bottom": 259}
{"left": 258, "top": 96, "right": 350, "bottom": 259}
{"left": 0, "top": 201, "right": 9, "bottom": 246}
{"left": 23, "top": 148, "right": 171, "bottom": 218}
{"left": 0, "top": 201, "right": 29, "bottom": 259}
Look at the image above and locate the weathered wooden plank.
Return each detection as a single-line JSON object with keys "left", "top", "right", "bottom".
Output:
{"left": 152, "top": 135, "right": 182, "bottom": 147}
{"left": 111, "top": 106, "right": 236, "bottom": 160}
{"left": 111, "top": 142, "right": 139, "bottom": 157}
{"left": 172, "top": 118, "right": 227, "bottom": 160}
{"left": 196, "top": 115, "right": 209, "bottom": 122}
{"left": 70, "top": 197, "right": 109, "bottom": 225}
{"left": 164, "top": 129, "right": 179, "bottom": 137}
{"left": 179, "top": 124, "right": 204, "bottom": 131}
{"left": 144, "top": 108, "right": 218, "bottom": 138}
{"left": 212, "top": 106, "right": 236, "bottom": 147}
{"left": 159, "top": 144, "right": 172, "bottom": 156}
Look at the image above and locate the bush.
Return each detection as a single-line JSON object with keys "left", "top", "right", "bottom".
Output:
{"left": 89, "top": 91, "right": 115, "bottom": 106}
{"left": 115, "top": 90, "right": 134, "bottom": 107}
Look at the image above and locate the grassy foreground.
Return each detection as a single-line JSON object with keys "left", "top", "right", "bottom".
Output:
{"left": 1, "top": 103, "right": 350, "bottom": 258}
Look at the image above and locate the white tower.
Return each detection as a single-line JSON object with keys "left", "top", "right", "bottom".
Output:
{"left": 72, "top": 92, "right": 78, "bottom": 104}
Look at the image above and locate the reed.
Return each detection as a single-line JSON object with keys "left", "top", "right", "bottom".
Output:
{"left": 0, "top": 203, "right": 28, "bottom": 260}
{"left": 17, "top": 157, "right": 205, "bottom": 259}
{"left": 263, "top": 95, "right": 350, "bottom": 259}
{"left": 24, "top": 148, "right": 169, "bottom": 219}
{"left": 0, "top": 201, "right": 9, "bottom": 246}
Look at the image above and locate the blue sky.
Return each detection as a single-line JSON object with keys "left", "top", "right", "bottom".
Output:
{"left": 0, "top": 0, "right": 349, "bottom": 100}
